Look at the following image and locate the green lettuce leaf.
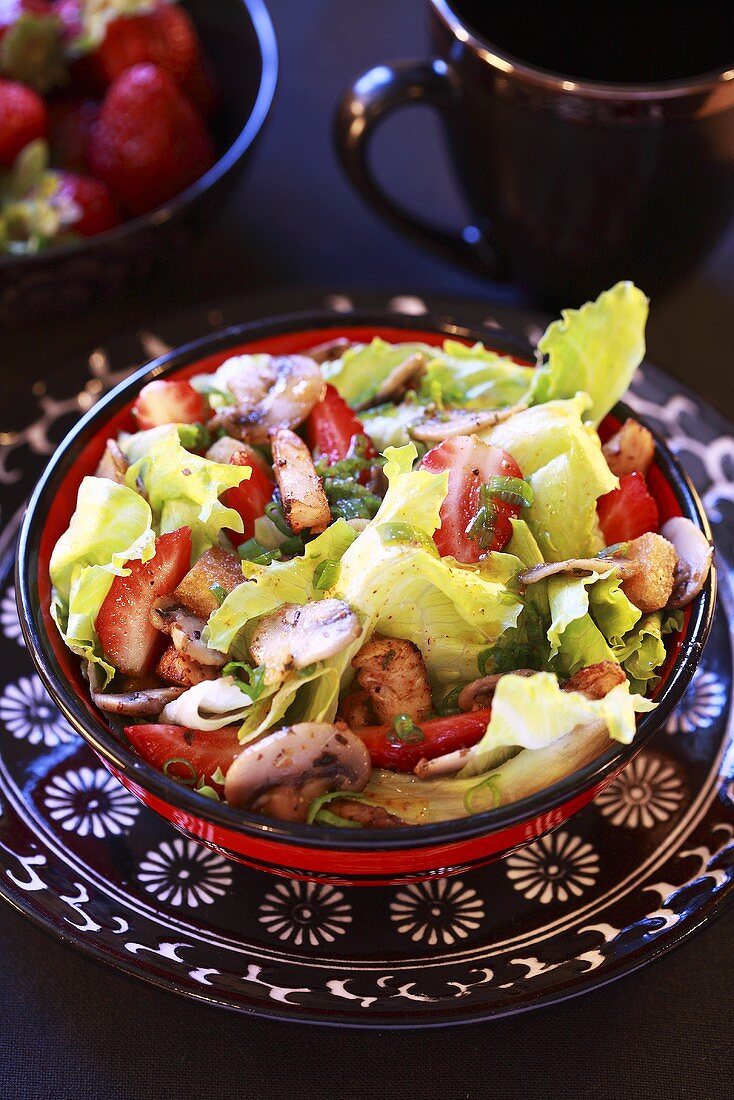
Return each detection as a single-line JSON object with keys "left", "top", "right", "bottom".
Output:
{"left": 125, "top": 428, "right": 250, "bottom": 561}
{"left": 118, "top": 423, "right": 206, "bottom": 465}
{"left": 484, "top": 395, "right": 617, "bottom": 560}
{"left": 480, "top": 519, "right": 550, "bottom": 674}
{"left": 321, "top": 338, "right": 432, "bottom": 409}
{"left": 418, "top": 340, "right": 534, "bottom": 408}
{"left": 360, "top": 401, "right": 428, "bottom": 451}
{"left": 206, "top": 520, "right": 358, "bottom": 655}
{"left": 528, "top": 281, "right": 648, "bottom": 424}
{"left": 614, "top": 611, "right": 680, "bottom": 695}
{"left": 49, "top": 476, "right": 156, "bottom": 685}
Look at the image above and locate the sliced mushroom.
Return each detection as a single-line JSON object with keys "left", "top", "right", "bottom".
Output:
{"left": 661, "top": 517, "right": 714, "bottom": 609}
{"left": 150, "top": 598, "right": 227, "bottom": 667}
{"left": 210, "top": 354, "right": 326, "bottom": 443}
{"left": 224, "top": 722, "right": 371, "bottom": 823}
{"left": 562, "top": 661, "right": 626, "bottom": 699}
{"left": 94, "top": 439, "right": 129, "bottom": 484}
{"left": 518, "top": 556, "right": 640, "bottom": 587}
{"left": 249, "top": 599, "right": 362, "bottom": 676}
{"left": 457, "top": 669, "right": 537, "bottom": 712}
{"left": 301, "top": 337, "right": 353, "bottom": 364}
{"left": 602, "top": 418, "right": 655, "bottom": 478}
{"left": 270, "top": 427, "right": 330, "bottom": 534}
{"left": 352, "top": 634, "right": 433, "bottom": 725}
{"left": 354, "top": 352, "right": 427, "bottom": 411}
{"left": 411, "top": 401, "right": 528, "bottom": 443}
{"left": 92, "top": 685, "right": 184, "bottom": 716}
{"left": 621, "top": 532, "right": 677, "bottom": 612}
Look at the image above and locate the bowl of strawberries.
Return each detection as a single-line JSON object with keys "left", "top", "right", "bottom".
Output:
{"left": 0, "top": 0, "right": 277, "bottom": 320}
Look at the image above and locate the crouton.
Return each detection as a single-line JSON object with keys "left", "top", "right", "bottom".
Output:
{"left": 352, "top": 634, "right": 433, "bottom": 724}
{"left": 155, "top": 645, "right": 218, "bottom": 688}
{"left": 602, "top": 418, "right": 655, "bottom": 478}
{"left": 563, "top": 661, "right": 626, "bottom": 700}
{"left": 621, "top": 532, "right": 677, "bottom": 612}
{"left": 271, "top": 428, "right": 330, "bottom": 534}
{"left": 173, "top": 547, "right": 244, "bottom": 620}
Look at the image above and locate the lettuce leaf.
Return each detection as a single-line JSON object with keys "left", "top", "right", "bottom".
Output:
{"left": 418, "top": 340, "right": 534, "bottom": 408}
{"left": 125, "top": 428, "right": 250, "bottom": 561}
{"left": 49, "top": 476, "right": 156, "bottom": 685}
{"left": 360, "top": 401, "right": 428, "bottom": 451}
{"left": 480, "top": 519, "right": 550, "bottom": 674}
{"left": 614, "top": 611, "right": 681, "bottom": 695}
{"left": 206, "top": 520, "right": 358, "bottom": 655}
{"left": 484, "top": 395, "right": 617, "bottom": 560}
{"left": 529, "top": 281, "right": 648, "bottom": 424}
{"left": 118, "top": 423, "right": 207, "bottom": 465}
{"left": 321, "top": 338, "right": 432, "bottom": 409}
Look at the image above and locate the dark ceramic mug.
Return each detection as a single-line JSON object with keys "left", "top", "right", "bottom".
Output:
{"left": 335, "top": 0, "right": 734, "bottom": 305}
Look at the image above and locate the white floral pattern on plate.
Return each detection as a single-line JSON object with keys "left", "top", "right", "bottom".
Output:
{"left": 505, "top": 831, "right": 599, "bottom": 904}
{"left": 0, "top": 674, "right": 76, "bottom": 747}
{"left": 1, "top": 585, "right": 22, "bottom": 645}
{"left": 258, "top": 881, "right": 352, "bottom": 946}
{"left": 389, "top": 880, "right": 485, "bottom": 945}
{"left": 595, "top": 753, "right": 685, "bottom": 829}
{"left": 137, "top": 838, "right": 232, "bottom": 908}
{"left": 666, "top": 669, "right": 727, "bottom": 734}
{"left": 43, "top": 766, "right": 140, "bottom": 838}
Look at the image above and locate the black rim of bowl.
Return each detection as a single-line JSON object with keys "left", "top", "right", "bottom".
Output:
{"left": 17, "top": 309, "right": 718, "bottom": 855}
{"left": 0, "top": 0, "right": 278, "bottom": 271}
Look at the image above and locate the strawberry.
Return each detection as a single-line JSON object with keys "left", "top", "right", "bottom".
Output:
{"left": 47, "top": 96, "right": 98, "bottom": 171}
{"left": 123, "top": 723, "right": 242, "bottom": 790}
{"left": 223, "top": 450, "right": 275, "bottom": 546}
{"left": 0, "top": 0, "right": 67, "bottom": 92}
{"left": 132, "top": 379, "right": 207, "bottom": 430}
{"left": 87, "top": 62, "right": 215, "bottom": 216}
{"left": 55, "top": 170, "right": 119, "bottom": 235}
{"left": 95, "top": 527, "right": 192, "bottom": 677}
{"left": 0, "top": 78, "right": 47, "bottom": 166}
{"left": 597, "top": 471, "right": 660, "bottom": 544}
{"left": 90, "top": 4, "right": 199, "bottom": 89}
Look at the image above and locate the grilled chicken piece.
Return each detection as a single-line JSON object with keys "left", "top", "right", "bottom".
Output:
{"left": 270, "top": 427, "right": 330, "bottom": 534}
{"left": 352, "top": 635, "right": 433, "bottom": 725}
{"left": 602, "top": 418, "right": 655, "bottom": 478}
{"left": 327, "top": 799, "right": 405, "bottom": 828}
{"left": 562, "top": 661, "right": 626, "bottom": 700}
{"left": 210, "top": 354, "right": 325, "bottom": 443}
{"left": 338, "top": 689, "right": 374, "bottom": 728}
{"left": 621, "top": 532, "right": 677, "bottom": 612}
{"left": 173, "top": 547, "right": 244, "bottom": 620}
{"left": 155, "top": 645, "right": 218, "bottom": 688}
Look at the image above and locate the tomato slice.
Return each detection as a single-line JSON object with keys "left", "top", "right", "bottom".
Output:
{"left": 354, "top": 708, "right": 491, "bottom": 772}
{"left": 124, "top": 723, "right": 242, "bottom": 790}
{"left": 306, "top": 384, "right": 376, "bottom": 465}
{"left": 222, "top": 448, "right": 275, "bottom": 546}
{"left": 132, "top": 380, "right": 207, "bottom": 430}
{"left": 95, "top": 527, "right": 192, "bottom": 676}
{"left": 597, "top": 471, "right": 659, "bottom": 544}
{"left": 420, "top": 436, "right": 523, "bottom": 562}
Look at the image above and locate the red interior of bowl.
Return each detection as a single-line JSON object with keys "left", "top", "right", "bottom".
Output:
{"left": 37, "top": 325, "right": 687, "bottom": 787}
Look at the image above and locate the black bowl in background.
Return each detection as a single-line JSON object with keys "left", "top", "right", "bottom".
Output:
{"left": 0, "top": 0, "right": 277, "bottom": 325}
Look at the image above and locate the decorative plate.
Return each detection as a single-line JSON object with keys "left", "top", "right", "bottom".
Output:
{"left": 1, "top": 292, "right": 732, "bottom": 1027}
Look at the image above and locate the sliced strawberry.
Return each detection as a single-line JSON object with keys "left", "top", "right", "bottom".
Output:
{"left": 87, "top": 62, "right": 215, "bottom": 217}
{"left": 420, "top": 435, "right": 524, "bottom": 562}
{"left": 132, "top": 379, "right": 206, "bottom": 430}
{"left": 0, "top": 78, "right": 47, "bottom": 166}
{"left": 96, "top": 527, "right": 192, "bottom": 677}
{"left": 223, "top": 448, "right": 274, "bottom": 546}
{"left": 597, "top": 471, "right": 659, "bottom": 544}
{"left": 355, "top": 708, "right": 492, "bottom": 772}
{"left": 306, "top": 383, "right": 376, "bottom": 466}
{"left": 123, "top": 722, "right": 242, "bottom": 790}
{"left": 55, "top": 171, "right": 119, "bottom": 236}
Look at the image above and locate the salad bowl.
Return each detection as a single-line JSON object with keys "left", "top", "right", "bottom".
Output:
{"left": 16, "top": 308, "right": 716, "bottom": 885}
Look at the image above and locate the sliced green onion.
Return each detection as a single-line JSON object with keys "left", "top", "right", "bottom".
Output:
{"left": 313, "top": 809, "right": 363, "bottom": 828}
{"left": 483, "top": 475, "right": 534, "bottom": 509}
{"left": 313, "top": 558, "right": 340, "bottom": 590}
{"left": 163, "top": 757, "right": 197, "bottom": 786}
{"left": 387, "top": 713, "right": 425, "bottom": 745}
{"left": 306, "top": 789, "right": 379, "bottom": 826}
{"left": 265, "top": 499, "right": 293, "bottom": 536}
{"left": 436, "top": 685, "right": 462, "bottom": 717}
{"left": 463, "top": 774, "right": 502, "bottom": 815}
{"left": 194, "top": 780, "right": 221, "bottom": 801}
{"left": 209, "top": 582, "right": 227, "bottom": 606}
{"left": 378, "top": 522, "right": 440, "bottom": 557}
{"left": 210, "top": 766, "right": 227, "bottom": 786}
{"left": 222, "top": 661, "right": 267, "bottom": 702}
{"left": 465, "top": 499, "right": 497, "bottom": 550}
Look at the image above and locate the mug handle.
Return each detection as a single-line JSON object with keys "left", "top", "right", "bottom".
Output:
{"left": 335, "top": 59, "right": 504, "bottom": 277}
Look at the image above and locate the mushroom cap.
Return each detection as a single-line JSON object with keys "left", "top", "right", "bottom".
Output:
{"left": 661, "top": 517, "right": 714, "bottom": 608}
{"left": 249, "top": 598, "right": 362, "bottom": 675}
{"left": 224, "top": 722, "right": 371, "bottom": 809}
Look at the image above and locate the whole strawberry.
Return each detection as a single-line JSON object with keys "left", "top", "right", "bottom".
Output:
{"left": 0, "top": 77, "right": 47, "bottom": 165}
{"left": 88, "top": 62, "right": 215, "bottom": 217}
{"left": 55, "top": 170, "right": 119, "bottom": 235}
{"left": 92, "top": 4, "right": 198, "bottom": 88}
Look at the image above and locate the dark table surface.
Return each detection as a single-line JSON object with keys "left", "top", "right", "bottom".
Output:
{"left": 1, "top": 2, "right": 733, "bottom": 1097}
